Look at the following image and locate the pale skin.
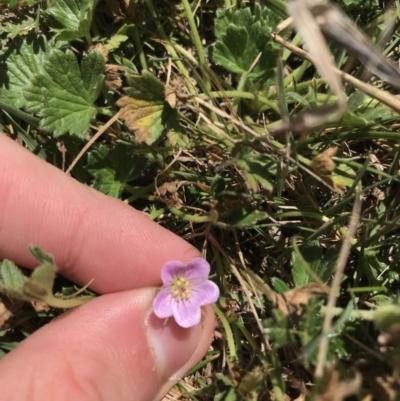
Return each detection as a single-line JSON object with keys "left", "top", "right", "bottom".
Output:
{"left": 0, "top": 133, "right": 215, "bottom": 401}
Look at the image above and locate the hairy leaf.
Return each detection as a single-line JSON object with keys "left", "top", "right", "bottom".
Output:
{"left": 210, "top": 4, "right": 280, "bottom": 84}
{"left": 23, "top": 48, "right": 105, "bottom": 137}
{"left": 117, "top": 71, "right": 178, "bottom": 145}
{"left": 47, "top": 0, "right": 99, "bottom": 41}
{"left": 0, "top": 35, "right": 48, "bottom": 108}
{"left": 87, "top": 143, "right": 148, "bottom": 197}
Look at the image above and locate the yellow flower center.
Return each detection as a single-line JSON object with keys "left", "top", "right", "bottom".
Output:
{"left": 171, "top": 276, "right": 192, "bottom": 300}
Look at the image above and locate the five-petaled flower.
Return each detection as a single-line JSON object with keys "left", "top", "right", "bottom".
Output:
{"left": 153, "top": 258, "right": 220, "bottom": 328}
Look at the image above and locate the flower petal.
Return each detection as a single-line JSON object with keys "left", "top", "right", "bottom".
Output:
{"left": 192, "top": 281, "right": 220, "bottom": 305}
{"left": 183, "top": 258, "right": 210, "bottom": 282}
{"left": 153, "top": 288, "right": 174, "bottom": 318}
{"left": 160, "top": 260, "right": 186, "bottom": 284}
{"left": 172, "top": 300, "right": 201, "bottom": 328}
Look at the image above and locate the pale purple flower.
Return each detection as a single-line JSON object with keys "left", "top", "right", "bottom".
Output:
{"left": 153, "top": 258, "right": 220, "bottom": 328}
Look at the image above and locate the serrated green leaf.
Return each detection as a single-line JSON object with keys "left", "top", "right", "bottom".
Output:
{"left": 0, "top": 260, "right": 24, "bottom": 290}
{"left": 117, "top": 71, "right": 179, "bottom": 145}
{"left": 0, "top": 16, "right": 36, "bottom": 39}
{"left": 47, "top": 0, "right": 99, "bottom": 41}
{"left": 23, "top": 48, "right": 105, "bottom": 137}
{"left": 0, "top": 35, "right": 48, "bottom": 108}
{"left": 125, "top": 71, "right": 165, "bottom": 101}
{"left": 105, "top": 34, "right": 129, "bottom": 51}
{"left": 210, "top": 4, "right": 281, "bottom": 84}
{"left": 87, "top": 143, "right": 148, "bottom": 197}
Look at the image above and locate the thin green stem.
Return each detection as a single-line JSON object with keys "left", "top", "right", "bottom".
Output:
{"left": 198, "top": 90, "right": 280, "bottom": 113}
{"left": 181, "top": 0, "right": 211, "bottom": 92}
{"left": 320, "top": 306, "right": 375, "bottom": 320}
{"left": 233, "top": 73, "right": 248, "bottom": 112}
{"left": 213, "top": 305, "right": 238, "bottom": 362}
{"left": 173, "top": 43, "right": 198, "bottom": 65}
{"left": 85, "top": 33, "right": 93, "bottom": 47}
{"left": 132, "top": 26, "right": 148, "bottom": 70}
{"left": 169, "top": 207, "right": 212, "bottom": 222}
{"left": 0, "top": 101, "right": 40, "bottom": 126}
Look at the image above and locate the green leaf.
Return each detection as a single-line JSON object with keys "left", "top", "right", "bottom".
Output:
{"left": 166, "top": 130, "right": 190, "bottom": 148}
{"left": 210, "top": 4, "right": 281, "bottom": 84}
{"left": 47, "top": 0, "right": 99, "bottom": 41}
{"left": 235, "top": 152, "right": 278, "bottom": 192}
{"left": 21, "top": 247, "right": 94, "bottom": 308}
{"left": 87, "top": 143, "right": 148, "bottom": 197}
{"left": 0, "top": 260, "right": 24, "bottom": 290}
{"left": 316, "top": 244, "right": 341, "bottom": 282}
{"left": 117, "top": 71, "right": 179, "bottom": 145}
{"left": 0, "top": 16, "right": 36, "bottom": 39}
{"left": 259, "top": 0, "right": 287, "bottom": 19}
{"left": 291, "top": 240, "right": 326, "bottom": 286}
{"left": 24, "top": 262, "right": 56, "bottom": 300}
{"left": 29, "top": 246, "right": 54, "bottom": 264}
{"left": 330, "top": 162, "right": 357, "bottom": 193}
{"left": 0, "top": 35, "right": 48, "bottom": 108}
{"left": 271, "top": 277, "right": 290, "bottom": 294}
{"left": 23, "top": 48, "right": 105, "bottom": 137}
{"left": 291, "top": 251, "right": 311, "bottom": 287}
{"left": 105, "top": 34, "right": 129, "bottom": 51}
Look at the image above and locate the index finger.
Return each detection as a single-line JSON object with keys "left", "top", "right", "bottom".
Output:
{"left": 0, "top": 134, "right": 199, "bottom": 293}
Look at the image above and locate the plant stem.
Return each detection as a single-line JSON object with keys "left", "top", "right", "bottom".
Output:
{"left": 213, "top": 305, "right": 238, "bottom": 362}
{"left": 169, "top": 207, "right": 212, "bottom": 222}
{"left": 181, "top": 0, "right": 211, "bottom": 92}
{"left": 0, "top": 101, "right": 40, "bottom": 126}
{"left": 132, "top": 25, "right": 148, "bottom": 70}
{"left": 198, "top": 90, "right": 280, "bottom": 113}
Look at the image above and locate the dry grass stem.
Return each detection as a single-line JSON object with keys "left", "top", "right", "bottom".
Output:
{"left": 66, "top": 111, "right": 122, "bottom": 175}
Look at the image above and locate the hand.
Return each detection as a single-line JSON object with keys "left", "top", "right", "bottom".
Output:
{"left": 0, "top": 133, "right": 215, "bottom": 401}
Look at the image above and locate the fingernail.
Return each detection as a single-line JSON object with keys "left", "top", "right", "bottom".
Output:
{"left": 146, "top": 311, "right": 203, "bottom": 380}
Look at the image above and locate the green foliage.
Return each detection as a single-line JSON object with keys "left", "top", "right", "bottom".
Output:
{"left": 23, "top": 48, "right": 105, "bottom": 136}
{"left": 0, "top": 247, "right": 94, "bottom": 308}
{"left": 209, "top": 175, "right": 269, "bottom": 227}
{"left": 117, "top": 71, "right": 179, "bottom": 145}
{"left": 0, "top": 259, "right": 24, "bottom": 290}
{"left": 0, "top": 36, "right": 48, "bottom": 108}
{"left": 0, "top": 0, "right": 38, "bottom": 7}
{"left": 210, "top": 4, "right": 281, "bottom": 84}
{"left": 87, "top": 143, "right": 148, "bottom": 197}
{"left": 1, "top": 0, "right": 400, "bottom": 398}
{"left": 47, "top": 0, "right": 99, "bottom": 41}
{"left": 232, "top": 142, "right": 279, "bottom": 192}
{"left": 0, "top": 16, "right": 36, "bottom": 38}
{"left": 291, "top": 240, "right": 340, "bottom": 286}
